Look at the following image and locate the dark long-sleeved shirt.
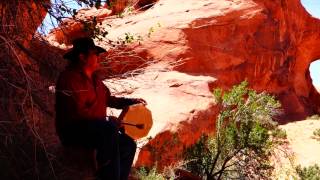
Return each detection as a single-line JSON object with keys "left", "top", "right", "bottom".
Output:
{"left": 55, "top": 66, "right": 135, "bottom": 136}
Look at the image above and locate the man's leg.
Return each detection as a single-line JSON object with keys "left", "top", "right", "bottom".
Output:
{"left": 61, "top": 120, "right": 121, "bottom": 180}
{"left": 119, "top": 133, "right": 136, "bottom": 180}
{"left": 91, "top": 121, "right": 120, "bottom": 180}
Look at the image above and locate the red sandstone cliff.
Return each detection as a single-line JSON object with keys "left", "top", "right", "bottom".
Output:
{"left": 2, "top": 0, "right": 320, "bottom": 177}
{"left": 50, "top": 0, "right": 320, "bottom": 119}
{"left": 46, "top": 0, "right": 320, "bottom": 168}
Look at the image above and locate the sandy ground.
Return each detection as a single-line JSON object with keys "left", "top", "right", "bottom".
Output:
{"left": 280, "top": 117, "right": 320, "bottom": 167}
{"left": 272, "top": 116, "right": 320, "bottom": 179}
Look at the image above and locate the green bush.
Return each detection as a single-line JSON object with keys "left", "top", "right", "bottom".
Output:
{"left": 313, "top": 129, "right": 320, "bottom": 138}
{"left": 133, "top": 166, "right": 175, "bottom": 180}
{"left": 135, "top": 167, "right": 166, "bottom": 180}
{"left": 296, "top": 164, "right": 320, "bottom": 180}
{"left": 184, "top": 81, "right": 281, "bottom": 179}
{"left": 272, "top": 128, "right": 287, "bottom": 140}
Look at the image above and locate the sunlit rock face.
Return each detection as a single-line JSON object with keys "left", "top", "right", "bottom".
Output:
{"left": 47, "top": 0, "right": 320, "bottom": 168}
{"left": 104, "top": 69, "right": 218, "bottom": 168}
{"left": 46, "top": 7, "right": 113, "bottom": 46}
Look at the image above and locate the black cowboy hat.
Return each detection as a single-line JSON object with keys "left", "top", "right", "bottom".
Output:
{"left": 63, "top": 37, "right": 106, "bottom": 60}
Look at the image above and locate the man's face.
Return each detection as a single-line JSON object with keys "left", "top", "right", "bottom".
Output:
{"left": 82, "top": 49, "right": 101, "bottom": 72}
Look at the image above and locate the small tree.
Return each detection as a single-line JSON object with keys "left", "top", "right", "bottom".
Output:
{"left": 184, "top": 81, "right": 281, "bottom": 179}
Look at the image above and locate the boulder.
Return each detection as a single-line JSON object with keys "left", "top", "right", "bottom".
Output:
{"left": 105, "top": 69, "right": 218, "bottom": 168}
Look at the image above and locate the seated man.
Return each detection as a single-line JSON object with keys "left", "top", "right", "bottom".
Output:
{"left": 55, "top": 37, "right": 146, "bottom": 180}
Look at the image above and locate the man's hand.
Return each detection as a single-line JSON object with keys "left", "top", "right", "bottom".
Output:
{"left": 130, "top": 98, "right": 147, "bottom": 105}
{"left": 108, "top": 116, "right": 121, "bottom": 128}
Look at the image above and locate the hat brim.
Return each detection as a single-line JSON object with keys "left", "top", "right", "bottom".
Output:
{"left": 63, "top": 45, "right": 106, "bottom": 60}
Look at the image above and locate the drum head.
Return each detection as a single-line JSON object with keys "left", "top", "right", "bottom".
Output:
{"left": 119, "top": 104, "right": 153, "bottom": 140}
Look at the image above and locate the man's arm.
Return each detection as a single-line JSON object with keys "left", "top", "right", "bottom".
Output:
{"left": 105, "top": 86, "right": 146, "bottom": 109}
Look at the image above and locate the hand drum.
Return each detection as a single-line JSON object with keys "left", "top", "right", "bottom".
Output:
{"left": 119, "top": 104, "right": 153, "bottom": 140}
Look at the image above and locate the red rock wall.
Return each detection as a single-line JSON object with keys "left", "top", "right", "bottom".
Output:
{"left": 46, "top": 0, "right": 320, "bottom": 169}
{"left": 172, "top": 0, "right": 320, "bottom": 120}
{"left": 0, "top": 1, "right": 68, "bottom": 179}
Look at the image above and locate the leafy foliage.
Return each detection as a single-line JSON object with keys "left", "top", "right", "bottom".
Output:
{"left": 296, "top": 164, "right": 320, "bottom": 180}
{"left": 271, "top": 128, "right": 287, "bottom": 140}
{"left": 313, "top": 128, "right": 320, "bottom": 141}
{"left": 184, "top": 81, "right": 281, "bottom": 179}
{"left": 46, "top": 0, "right": 108, "bottom": 24}
{"left": 134, "top": 166, "right": 175, "bottom": 180}
{"left": 135, "top": 167, "right": 166, "bottom": 180}
{"left": 313, "top": 129, "right": 320, "bottom": 138}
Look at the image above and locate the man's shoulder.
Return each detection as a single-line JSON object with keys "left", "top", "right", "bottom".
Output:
{"left": 58, "top": 67, "right": 82, "bottom": 81}
{"left": 56, "top": 67, "right": 84, "bottom": 88}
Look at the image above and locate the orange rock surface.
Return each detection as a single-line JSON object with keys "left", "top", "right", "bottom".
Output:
{"left": 104, "top": 69, "right": 218, "bottom": 168}
{"left": 47, "top": 0, "right": 320, "bottom": 169}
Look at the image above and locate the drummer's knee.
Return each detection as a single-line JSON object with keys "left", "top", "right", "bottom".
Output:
{"left": 130, "top": 141, "right": 137, "bottom": 157}
{"left": 97, "top": 121, "right": 119, "bottom": 142}
{"left": 131, "top": 139, "right": 137, "bottom": 152}
{"left": 126, "top": 135, "right": 137, "bottom": 153}
{"left": 102, "top": 121, "right": 118, "bottom": 133}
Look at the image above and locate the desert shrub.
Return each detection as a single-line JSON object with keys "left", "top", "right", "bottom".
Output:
{"left": 133, "top": 166, "right": 176, "bottom": 180}
{"left": 313, "top": 129, "right": 320, "bottom": 138}
{"left": 296, "top": 164, "right": 320, "bottom": 180}
{"left": 272, "top": 128, "right": 287, "bottom": 140}
{"left": 135, "top": 167, "right": 166, "bottom": 180}
{"left": 184, "top": 81, "right": 281, "bottom": 180}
